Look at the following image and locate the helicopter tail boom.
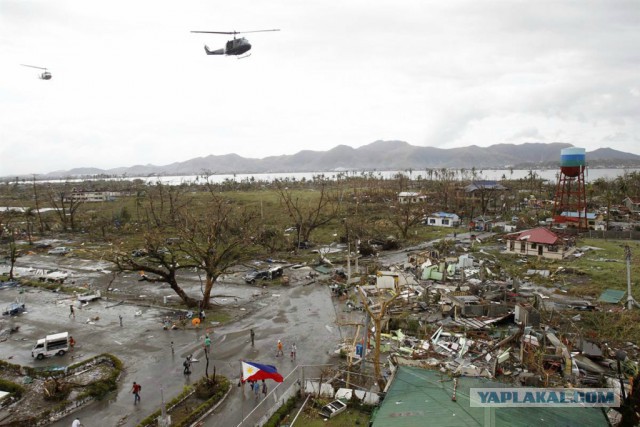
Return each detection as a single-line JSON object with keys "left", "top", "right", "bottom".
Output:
{"left": 204, "top": 45, "right": 225, "bottom": 55}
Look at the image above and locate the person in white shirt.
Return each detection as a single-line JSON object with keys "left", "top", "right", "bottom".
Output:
{"left": 72, "top": 418, "right": 83, "bottom": 427}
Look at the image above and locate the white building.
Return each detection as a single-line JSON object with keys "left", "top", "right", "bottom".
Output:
{"left": 425, "top": 212, "right": 460, "bottom": 228}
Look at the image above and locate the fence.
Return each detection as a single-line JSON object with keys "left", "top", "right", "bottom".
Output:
{"left": 584, "top": 229, "right": 640, "bottom": 240}
{"left": 236, "top": 364, "right": 334, "bottom": 427}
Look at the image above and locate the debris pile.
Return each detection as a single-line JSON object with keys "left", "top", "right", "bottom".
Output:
{"left": 329, "top": 239, "right": 639, "bottom": 425}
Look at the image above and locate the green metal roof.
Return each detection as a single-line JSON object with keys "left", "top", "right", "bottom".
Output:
{"left": 314, "top": 265, "right": 333, "bottom": 274}
{"left": 598, "top": 289, "right": 626, "bottom": 304}
{"left": 370, "top": 366, "right": 610, "bottom": 427}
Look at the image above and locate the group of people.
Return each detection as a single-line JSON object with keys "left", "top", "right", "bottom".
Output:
{"left": 275, "top": 338, "right": 297, "bottom": 361}
{"left": 249, "top": 330, "right": 298, "bottom": 361}
{"left": 246, "top": 379, "right": 268, "bottom": 400}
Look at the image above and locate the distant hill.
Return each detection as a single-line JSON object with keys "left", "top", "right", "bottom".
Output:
{"left": 36, "top": 141, "right": 640, "bottom": 178}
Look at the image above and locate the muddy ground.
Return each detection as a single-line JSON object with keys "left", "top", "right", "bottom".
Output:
{"left": 0, "top": 251, "right": 356, "bottom": 427}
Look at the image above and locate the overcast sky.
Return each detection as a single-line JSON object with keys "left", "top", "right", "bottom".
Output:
{"left": 1, "top": 0, "right": 639, "bottom": 176}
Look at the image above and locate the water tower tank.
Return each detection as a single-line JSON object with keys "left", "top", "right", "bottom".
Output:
{"left": 560, "top": 147, "right": 586, "bottom": 177}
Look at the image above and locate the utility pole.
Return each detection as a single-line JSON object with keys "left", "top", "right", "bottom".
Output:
{"left": 159, "top": 385, "right": 171, "bottom": 426}
{"left": 625, "top": 245, "right": 640, "bottom": 309}
{"left": 361, "top": 311, "right": 369, "bottom": 372}
{"left": 357, "top": 285, "right": 399, "bottom": 390}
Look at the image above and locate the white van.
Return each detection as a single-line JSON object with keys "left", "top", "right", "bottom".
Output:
{"left": 48, "top": 247, "right": 71, "bottom": 255}
{"left": 31, "top": 332, "right": 70, "bottom": 359}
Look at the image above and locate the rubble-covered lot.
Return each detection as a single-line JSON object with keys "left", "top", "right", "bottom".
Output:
{"left": 325, "top": 234, "right": 640, "bottom": 426}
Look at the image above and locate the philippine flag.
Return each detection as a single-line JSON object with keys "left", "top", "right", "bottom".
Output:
{"left": 242, "top": 361, "right": 284, "bottom": 383}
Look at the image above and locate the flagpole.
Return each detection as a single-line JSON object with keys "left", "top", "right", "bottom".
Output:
{"left": 240, "top": 360, "right": 244, "bottom": 423}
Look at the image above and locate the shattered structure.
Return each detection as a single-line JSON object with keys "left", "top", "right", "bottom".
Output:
{"left": 329, "top": 235, "right": 639, "bottom": 426}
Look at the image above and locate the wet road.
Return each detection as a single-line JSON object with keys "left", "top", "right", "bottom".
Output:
{"left": 1, "top": 253, "right": 345, "bottom": 427}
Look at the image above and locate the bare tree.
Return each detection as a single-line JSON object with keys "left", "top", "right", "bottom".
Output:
{"left": 175, "top": 195, "right": 259, "bottom": 309}
{"left": 0, "top": 212, "right": 20, "bottom": 280}
{"left": 144, "top": 182, "right": 189, "bottom": 229}
{"left": 32, "top": 175, "right": 46, "bottom": 233}
{"left": 112, "top": 232, "right": 199, "bottom": 307}
{"left": 387, "top": 197, "right": 426, "bottom": 240}
{"left": 46, "top": 184, "right": 84, "bottom": 231}
{"left": 274, "top": 178, "right": 340, "bottom": 248}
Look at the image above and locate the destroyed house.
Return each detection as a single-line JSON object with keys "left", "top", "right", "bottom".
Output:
{"left": 464, "top": 180, "right": 507, "bottom": 193}
{"left": 558, "top": 211, "right": 598, "bottom": 230}
{"left": 370, "top": 366, "right": 610, "bottom": 427}
{"left": 64, "top": 189, "right": 121, "bottom": 202}
{"left": 504, "top": 227, "right": 575, "bottom": 259}
{"left": 622, "top": 197, "right": 640, "bottom": 213}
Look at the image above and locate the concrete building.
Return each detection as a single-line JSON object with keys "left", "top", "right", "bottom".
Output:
{"left": 425, "top": 212, "right": 460, "bottom": 227}
{"left": 504, "top": 227, "right": 576, "bottom": 259}
{"left": 397, "top": 191, "right": 426, "bottom": 204}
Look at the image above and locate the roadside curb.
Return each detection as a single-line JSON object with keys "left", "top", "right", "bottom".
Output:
{"left": 189, "top": 383, "right": 233, "bottom": 427}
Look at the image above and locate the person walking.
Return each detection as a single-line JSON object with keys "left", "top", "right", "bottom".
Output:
{"left": 253, "top": 380, "right": 260, "bottom": 400}
{"left": 250, "top": 329, "right": 255, "bottom": 347}
{"left": 204, "top": 335, "right": 211, "bottom": 354}
{"left": 183, "top": 354, "right": 192, "bottom": 375}
{"left": 69, "top": 304, "right": 75, "bottom": 319}
{"left": 131, "top": 381, "right": 142, "bottom": 404}
{"left": 69, "top": 336, "right": 76, "bottom": 352}
{"left": 276, "top": 339, "right": 283, "bottom": 357}
{"left": 290, "top": 342, "right": 297, "bottom": 361}
{"left": 171, "top": 341, "right": 174, "bottom": 354}
{"left": 71, "top": 418, "right": 83, "bottom": 427}
{"left": 119, "top": 314, "right": 123, "bottom": 327}
{"left": 261, "top": 379, "right": 267, "bottom": 397}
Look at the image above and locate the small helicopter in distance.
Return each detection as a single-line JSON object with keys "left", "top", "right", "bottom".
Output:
{"left": 190, "top": 29, "right": 280, "bottom": 57}
{"left": 21, "top": 64, "right": 52, "bottom": 80}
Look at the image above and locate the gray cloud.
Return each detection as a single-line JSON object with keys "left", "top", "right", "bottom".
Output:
{"left": 1, "top": 0, "right": 639, "bottom": 175}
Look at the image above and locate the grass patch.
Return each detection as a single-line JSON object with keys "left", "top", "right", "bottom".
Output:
{"left": 567, "top": 239, "right": 640, "bottom": 297}
{"left": 298, "top": 411, "right": 370, "bottom": 427}
{"left": 294, "top": 404, "right": 371, "bottom": 427}
{"left": 136, "top": 376, "right": 230, "bottom": 427}
{"left": 579, "top": 310, "right": 640, "bottom": 344}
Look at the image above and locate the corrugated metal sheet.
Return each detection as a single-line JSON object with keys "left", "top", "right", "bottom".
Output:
{"left": 598, "top": 289, "right": 626, "bottom": 304}
{"left": 371, "top": 366, "right": 610, "bottom": 427}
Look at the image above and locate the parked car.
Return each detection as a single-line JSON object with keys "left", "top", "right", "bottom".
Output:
{"left": 31, "top": 332, "right": 70, "bottom": 359}
{"left": 268, "top": 266, "right": 284, "bottom": 278}
{"left": 48, "top": 247, "right": 71, "bottom": 255}
{"left": 318, "top": 400, "right": 347, "bottom": 419}
{"left": 244, "top": 265, "right": 285, "bottom": 284}
{"left": 244, "top": 270, "right": 271, "bottom": 284}
{"left": 297, "top": 241, "right": 312, "bottom": 249}
{"left": 3, "top": 301, "right": 26, "bottom": 316}
{"left": 131, "top": 249, "right": 148, "bottom": 257}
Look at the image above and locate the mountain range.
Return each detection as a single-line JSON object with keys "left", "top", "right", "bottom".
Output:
{"left": 43, "top": 141, "right": 640, "bottom": 178}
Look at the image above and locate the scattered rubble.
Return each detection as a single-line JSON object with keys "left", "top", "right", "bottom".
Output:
{"left": 326, "top": 238, "right": 639, "bottom": 426}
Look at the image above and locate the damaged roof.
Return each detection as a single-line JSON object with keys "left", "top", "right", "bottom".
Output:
{"left": 371, "top": 366, "right": 610, "bottom": 427}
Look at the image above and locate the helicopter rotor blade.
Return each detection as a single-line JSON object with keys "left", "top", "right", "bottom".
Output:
{"left": 190, "top": 29, "right": 280, "bottom": 35}
{"left": 191, "top": 31, "right": 237, "bottom": 35}
{"left": 234, "top": 29, "right": 280, "bottom": 34}
{"left": 21, "top": 64, "right": 48, "bottom": 70}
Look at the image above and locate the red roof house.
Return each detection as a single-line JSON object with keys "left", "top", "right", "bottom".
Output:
{"left": 505, "top": 227, "right": 575, "bottom": 259}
